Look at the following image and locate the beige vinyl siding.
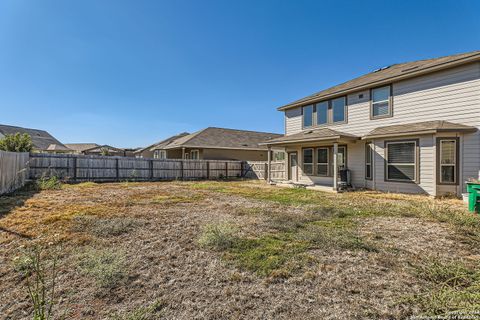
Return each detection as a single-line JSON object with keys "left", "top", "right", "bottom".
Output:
{"left": 285, "top": 107, "right": 303, "bottom": 135}
{"left": 283, "top": 62, "right": 480, "bottom": 195}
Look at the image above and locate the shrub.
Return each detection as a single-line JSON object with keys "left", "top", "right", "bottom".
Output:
{"left": 36, "top": 175, "right": 62, "bottom": 190}
{"left": 198, "top": 223, "right": 237, "bottom": 250}
{"left": 0, "top": 132, "right": 33, "bottom": 152}
{"left": 79, "top": 248, "right": 127, "bottom": 289}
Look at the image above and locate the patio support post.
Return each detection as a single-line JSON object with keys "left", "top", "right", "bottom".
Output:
{"left": 182, "top": 147, "right": 185, "bottom": 159}
{"left": 267, "top": 146, "right": 272, "bottom": 184}
{"left": 333, "top": 142, "right": 338, "bottom": 191}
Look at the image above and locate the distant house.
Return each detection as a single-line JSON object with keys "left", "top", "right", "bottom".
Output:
{"left": 65, "top": 143, "right": 128, "bottom": 156}
{"left": 144, "top": 127, "right": 283, "bottom": 161}
{"left": 0, "top": 124, "right": 71, "bottom": 153}
{"left": 134, "top": 132, "right": 190, "bottom": 158}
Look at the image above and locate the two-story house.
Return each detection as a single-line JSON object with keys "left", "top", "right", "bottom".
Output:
{"left": 263, "top": 51, "right": 480, "bottom": 197}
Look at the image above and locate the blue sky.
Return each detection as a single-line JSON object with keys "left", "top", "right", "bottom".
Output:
{"left": 0, "top": 0, "right": 479, "bottom": 147}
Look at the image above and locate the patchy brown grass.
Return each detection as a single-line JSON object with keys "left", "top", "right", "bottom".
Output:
{"left": 1, "top": 180, "right": 479, "bottom": 319}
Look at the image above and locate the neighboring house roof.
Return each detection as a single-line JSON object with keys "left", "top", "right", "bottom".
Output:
{"left": 46, "top": 144, "right": 72, "bottom": 152}
{"left": 262, "top": 128, "right": 360, "bottom": 146}
{"left": 278, "top": 50, "right": 480, "bottom": 111}
{"left": 362, "top": 120, "right": 478, "bottom": 139}
{"left": 0, "top": 124, "right": 67, "bottom": 151}
{"left": 65, "top": 143, "right": 100, "bottom": 152}
{"left": 136, "top": 132, "right": 190, "bottom": 153}
{"left": 156, "top": 127, "right": 282, "bottom": 151}
{"left": 82, "top": 145, "right": 125, "bottom": 153}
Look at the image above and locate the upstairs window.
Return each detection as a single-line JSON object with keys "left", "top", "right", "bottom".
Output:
{"left": 303, "top": 148, "right": 314, "bottom": 175}
{"left": 438, "top": 139, "right": 457, "bottom": 184}
{"left": 371, "top": 86, "right": 392, "bottom": 119}
{"left": 303, "top": 97, "right": 347, "bottom": 128}
{"left": 332, "top": 97, "right": 346, "bottom": 123}
{"left": 303, "top": 105, "right": 314, "bottom": 128}
{"left": 316, "top": 101, "right": 328, "bottom": 125}
{"left": 385, "top": 140, "right": 417, "bottom": 182}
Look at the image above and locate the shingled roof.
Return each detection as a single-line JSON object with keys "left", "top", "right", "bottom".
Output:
{"left": 158, "top": 127, "right": 282, "bottom": 150}
{"left": 278, "top": 50, "right": 480, "bottom": 111}
{"left": 0, "top": 124, "right": 68, "bottom": 151}
{"left": 136, "top": 132, "right": 190, "bottom": 153}
{"left": 363, "top": 121, "right": 478, "bottom": 139}
{"left": 262, "top": 128, "right": 359, "bottom": 146}
{"left": 65, "top": 143, "right": 100, "bottom": 152}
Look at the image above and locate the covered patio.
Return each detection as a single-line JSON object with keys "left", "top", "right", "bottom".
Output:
{"left": 262, "top": 128, "right": 360, "bottom": 191}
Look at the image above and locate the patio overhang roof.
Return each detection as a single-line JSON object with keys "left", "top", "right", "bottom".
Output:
{"left": 362, "top": 120, "right": 478, "bottom": 140}
{"left": 260, "top": 128, "right": 360, "bottom": 146}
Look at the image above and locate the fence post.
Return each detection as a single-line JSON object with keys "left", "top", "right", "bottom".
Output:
{"left": 149, "top": 159, "right": 154, "bottom": 180}
{"left": 73, "top": 157, "right": 77, "bottom": 181}
{"left": 225, "top": 161, "right": 228, "bottom": 178}
{"left": 206, "top": 161, "right": 210, "bottom": 180}
{"left": 116, "top": 158, "right": 119, "bottom": 181}
{"left": 240, "top": 161, "right": 244, "bottom": 178}
{"left": 264, "top": 163, "right": 268, "bottom": 180}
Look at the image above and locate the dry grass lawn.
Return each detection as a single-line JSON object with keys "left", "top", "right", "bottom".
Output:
{"left": 1, "top": 180, "right": 480, "bottom": 319}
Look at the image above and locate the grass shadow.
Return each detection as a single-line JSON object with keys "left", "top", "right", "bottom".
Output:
{"left": 0, "top": 183, "right": 39, "bottom": 238}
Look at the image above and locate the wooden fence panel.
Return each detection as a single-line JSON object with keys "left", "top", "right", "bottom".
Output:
{"left": 0, "top": 151, "right": 29, "bottom": 195}
{"left": 245, "top": 161, "right": 286, "bottom": 181}
{"left": 28, "top": 154, "right": 285, "bottom": 183}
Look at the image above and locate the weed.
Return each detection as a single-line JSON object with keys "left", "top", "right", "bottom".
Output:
{"left": 79, "top": 248, "right": 127, "bottom": 289}
{"left": 18, "top": 247, "right": 59, "bottom": 320}
{"left": 109, "top": 300, "right": 166, "bottom": 320}
{"left": 36, "top": 175, "right": 62, "bottom": 190}
{"left": 225, "top": 234, "right": 309, "bottom": 277}
{"left": 198, "top": 223, "right": 237, "bottom": 251}
{"left": 411, "top": 259, "right": 480, "bottom": 314}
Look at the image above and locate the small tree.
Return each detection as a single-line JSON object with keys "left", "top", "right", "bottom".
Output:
{"left": 0, "top": 133, "right": 33, "bottom": 152}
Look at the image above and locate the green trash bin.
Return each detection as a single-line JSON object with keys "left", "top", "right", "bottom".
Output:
{"left": 466, "top": 182, "right": 480, "bottom": 213}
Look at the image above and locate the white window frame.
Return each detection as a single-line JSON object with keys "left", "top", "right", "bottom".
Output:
{"left": 153, "top": 150, "right": 160, "bottom": 159}
{"left": 439, "top": 139, "right": 457, "bottom": 184}
{"left": 385, "top": 140, "right": 417, "bottom": 182}
{"left": 303, "top": 148, "right": 314, "bottom": 175}
{"left": 190, "top": 149, "right": 200, "bottom": 160}
{"left": 371, "top": 85, "right": 392, "bottom": 119}
{"left": 315, "top": 147, "right": 329, "bottom": 176}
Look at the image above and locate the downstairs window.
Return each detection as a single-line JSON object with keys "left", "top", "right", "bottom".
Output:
{"left": 385, "top": 140, "right": 417, "bottom": 182}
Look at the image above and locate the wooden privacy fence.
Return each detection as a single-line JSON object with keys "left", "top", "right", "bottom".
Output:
{"left": 244, "top": 161, "right": 286, "bottom": 181}
{"left": 29, "top": 154, "right": 247, "bottom": 182}
{"left": 0, "top": 151, "right": 29, "bottom": 195}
